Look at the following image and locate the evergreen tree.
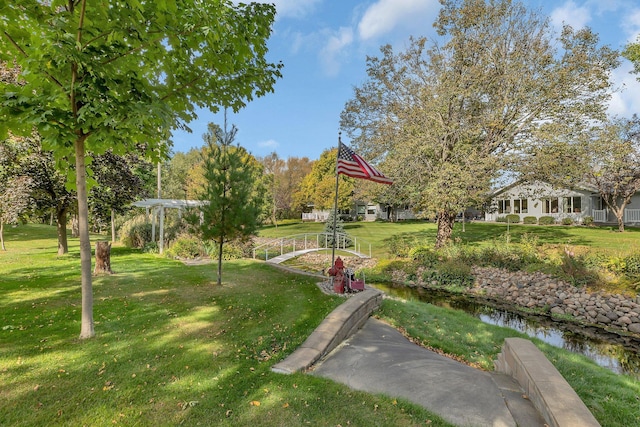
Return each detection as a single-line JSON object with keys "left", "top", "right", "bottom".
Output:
{"left": 196, "top": 122, "right": 265, "bottom": 285}
{"left": 323, "top": 210, "right": 353, "bottom": 248}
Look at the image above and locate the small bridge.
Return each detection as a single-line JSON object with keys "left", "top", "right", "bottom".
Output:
{"left": 252, "top": 233, "right": 371, "bottom": 264}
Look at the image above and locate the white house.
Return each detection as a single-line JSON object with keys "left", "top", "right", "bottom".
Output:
{"left": 486, "top": 180, "right": 640, "bottom": 225}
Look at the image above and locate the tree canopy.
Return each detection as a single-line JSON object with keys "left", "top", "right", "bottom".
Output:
{"left": 340, "top": 0, "right": 619, "bottom": 247}
{"left": 195, "top": 122, "right": 265, "bottom": 286}
{"left": 0, "top": 0, "right": 282, "bottom": 338}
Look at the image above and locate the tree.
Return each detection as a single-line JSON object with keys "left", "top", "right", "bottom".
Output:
{"left": 295, "top": 148, "right": 355, "bottom": 211}
{"left": 1, "top": 1, "right": 282, "bottom": 338}
{"left": 162, "top": 149, "right": 202, "bottom": 200}
{"left": 623, "top": 37, "right": 640, "bottom": 77}
{"left": 89, "top": 150, "right": 151, "bottom": 241}
{"left": 323, "top": 210, "right": 352, "bottom": 248}
{"left": 341, "top": 0, "right": 619, "bottom": 248}
{"left": 521, "top": 117, "right": 640, "bottom": 232}
{"left": 195, "top": 122, "right": 265, "bottom": 286}
{"left": 259, "top": 152, "right": 286, "bottom": 225}
{"left": 0, "top": 131, "right": 74, "bottom": 254}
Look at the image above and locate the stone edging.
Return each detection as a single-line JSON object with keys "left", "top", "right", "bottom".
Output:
{"left": 496, "top": 337, "right": 601, "bottom": 427}
{"left": 470, "top": 266, "right": 640, "bottom": 337}
{"left": 271, "top": 288, "right": 383, "bottom": 374}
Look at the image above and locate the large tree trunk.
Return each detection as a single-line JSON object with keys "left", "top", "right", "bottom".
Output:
{"left": 94, "top": 241, "right": 113, "bottom": 274}
{"left": 56, "top": 207, "right": 68, "bottom": 255}
{"left": 435, "top": 210, "right": 456, "bottom": 249}
{"left": 75, "top": 135, "right": 94, "bottom": 339}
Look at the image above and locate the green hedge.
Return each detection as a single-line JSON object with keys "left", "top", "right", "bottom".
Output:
{"left": 523, "top": 216, "right": 537, "bottom": 224}
{"left": 538, "top": 216, "right": 555, "bottom": 225}
{"left": 505, "top": 214, "right": 520, "bottom": 223}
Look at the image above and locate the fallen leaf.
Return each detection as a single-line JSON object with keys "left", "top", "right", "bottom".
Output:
{"left": 250, "top": 400, "right": 260, "bottom": 406}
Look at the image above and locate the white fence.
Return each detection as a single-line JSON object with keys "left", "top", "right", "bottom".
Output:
{"left": 624, "top": 209, "right": 640, "bottom": 223}
{"left": 302, "top": 212, "right": 329, "bottom": 222}
{"left": 592, "top": 210, "right": 607, "bottom": 222}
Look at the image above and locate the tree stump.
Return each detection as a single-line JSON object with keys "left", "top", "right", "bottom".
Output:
{"left": 94, "top": 241, "right": 113, "bottom": 274}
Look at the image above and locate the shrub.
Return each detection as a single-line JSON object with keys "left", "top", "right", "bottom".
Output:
{"left": 166, "top": 234, "right": 204, "bottom": 259}
{"left": 495, "top": 216, "right": 507, "bottom": 223}
{"left": 408, "top": 246, "right": 440, "bottom": 268}
{"left": 203, "top": 239, "right": 248, "bottom": 261}
{"left": 523, "top": 216, "right": 537, "bottom": 224}
{"left": 120, "top": 215, "right": 153, "bottom": 248}
{"left": 561, "top": 217, "right": 574, "bottom": 226}
{"left": 582, "top": 216, "right": 594, "bottom": 226}
{"left": 436, "top": 259, "right": 474, "bottom": 287}
{"left": 538, "top": 216, "right": 555, "bottom": 225}
{"left": 622, "top": 253, "right": 640, "bottom": 276}
{"left": 388, "top": 234, "right": 420, "bottom": 258}
{"left": 505, "top": 214, "right": 521, "bottom": 223}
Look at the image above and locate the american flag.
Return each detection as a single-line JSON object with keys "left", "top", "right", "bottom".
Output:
{"left": 337, "top": 142, "right": 392, "bottom": 185}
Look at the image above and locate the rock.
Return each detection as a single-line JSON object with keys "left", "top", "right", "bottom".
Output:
{"left": 628, "top": 323, "right": 640, "bottom": 334}
{"left": 618, "top": 316, "right": 632, "bottom": 325}
{"left": 596, "top": 314, "right": 612, "bottom": 324}
{"left": 551, "top": 306, "right": 565, "bottom": 315}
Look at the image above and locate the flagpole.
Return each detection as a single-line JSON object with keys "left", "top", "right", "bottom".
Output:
{"left": 331, "top": 133, "right": 341, "bottom": 267}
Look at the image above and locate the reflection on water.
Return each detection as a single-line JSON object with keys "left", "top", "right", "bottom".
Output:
{"left": 374, "top": 283, "right": 640, "bottom": 379}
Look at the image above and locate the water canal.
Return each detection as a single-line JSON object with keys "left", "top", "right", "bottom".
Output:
{"left": 373, "top": 282, "right": 640, "bottom": 379}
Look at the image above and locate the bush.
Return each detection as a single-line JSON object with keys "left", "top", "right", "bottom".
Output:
{"left": 120, "top": 215, "right": 153, "bottom": 248}
{"left": 495, "top": 216, "right": 507, "bottom": 223}
{"left": 505, "top": 214, "right": 520, "bottom": 223}
{"left": 166, "top": 234, "right": 204, "bottom": 259}
{"left": 582, "top": 216, "right": 594, "bottom": 226}
{"left": 203, "top": 239, "right": 248, "bottom": 261}
{"left": 408, "top": 246, "right": 440, "bottom": 268}
{"left": 388, "top": 234, "right": 420, "bottom": 258}
{"left": 436, "top": 259, "right": 474, "bottom": 287}
{"left": 538, "top": 216, "right": 555, "bottom": 225}
{"left": 523, "top": 216, "right": 537, "bottom": 224}
{"left": 561, "top": 217, "right": 574, "bottom": 226}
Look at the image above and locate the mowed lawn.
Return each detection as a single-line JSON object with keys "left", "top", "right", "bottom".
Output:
{"left": 0, "top": 224, "right": 452, "bottom": 427}
{"left": 258, "top": 219, "right": 640, "bottom": 259}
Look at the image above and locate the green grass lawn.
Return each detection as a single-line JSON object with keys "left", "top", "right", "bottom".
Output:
{"left": 258, "top": 220, "right": 640, "bottom": 259}
{"left": 1, "top": 224, "right": 452, "bottom": 427}
{"left": 3, "top": 223, "right": 639, "bottom": 426}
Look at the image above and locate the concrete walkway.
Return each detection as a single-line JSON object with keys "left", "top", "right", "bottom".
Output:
{"left": 311, "top": 317, "right": 546, "bottom": 427}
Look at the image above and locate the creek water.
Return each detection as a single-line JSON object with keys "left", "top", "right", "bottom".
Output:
{"left": 373, "top": 282, "right": 640, "bottom": 379}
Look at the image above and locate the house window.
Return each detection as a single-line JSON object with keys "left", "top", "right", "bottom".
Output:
{"left": 513, "top": 199, "right": 528, "bottom": 214}
{"left": 367, "top": 207, "right": 376, "bottom": 215}
{"left": 357, "top": 205, "right": 366, "bottom": 215}
{"left": 497, "top": 199, "right": 511, "bottom": 214}
{"left": 564, "top": 196, "right": 582, "bottom": 213}
{"left": 543, "top": 198, "right": 559, "bottom": 213}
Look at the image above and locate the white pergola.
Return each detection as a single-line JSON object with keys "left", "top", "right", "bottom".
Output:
{"left": 131, "top": 198, "right": 206, "bottom": 254}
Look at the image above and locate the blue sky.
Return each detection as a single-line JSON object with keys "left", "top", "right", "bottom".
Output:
{"left": 170, "top": 0, "right": 640, "bottom": 160}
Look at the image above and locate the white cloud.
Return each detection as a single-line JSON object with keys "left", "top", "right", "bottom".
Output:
{"left": 258, "top": 139, "right": 280, "bottom": 149}
{"left": 550, "top": 1, "right": 591, "bottom": 31}
{"left": 319, "top": 27, "right": 354, "bottom": 76}
{"left": 608, "top": 61, "right": 640, "bottom": 117}
{"left": 621, "top": 7, "right": 640, "bottom": 44}
{"left": 357, "top": 0, "right": 436, "bottom": 41}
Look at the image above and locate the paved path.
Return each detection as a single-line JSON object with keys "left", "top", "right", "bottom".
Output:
{"left": 311, "top": 318, "right": 546, "bottom": 427}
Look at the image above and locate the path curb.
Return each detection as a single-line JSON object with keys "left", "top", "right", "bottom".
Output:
{"left": 271, "top": 288, "right": 383, "bottom": 374}
{"left": 495, "top": 337, "right": 601, "bottom": 427}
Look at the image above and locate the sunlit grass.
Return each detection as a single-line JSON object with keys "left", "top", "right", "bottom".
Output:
{"left": 1, "top": 224, "right": 453, "bottom": 426}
